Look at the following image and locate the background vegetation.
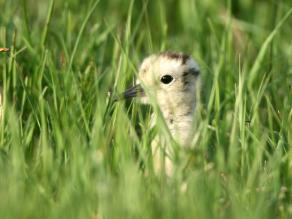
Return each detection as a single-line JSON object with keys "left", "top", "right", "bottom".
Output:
{"left": 0, "top": 0, "right": 291, "bottom": 218}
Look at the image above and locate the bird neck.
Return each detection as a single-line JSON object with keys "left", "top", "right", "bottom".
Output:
{"left": 160, "top": 102, "right": 195, "bottom": 147}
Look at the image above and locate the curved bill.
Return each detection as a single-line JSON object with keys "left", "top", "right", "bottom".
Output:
{"left": 122, "top": 84, "right": 145, "bottom": 99}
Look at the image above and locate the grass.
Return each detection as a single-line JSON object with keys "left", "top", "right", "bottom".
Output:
{"left": 0, "top": 0, "right": 292, "bottom": 218}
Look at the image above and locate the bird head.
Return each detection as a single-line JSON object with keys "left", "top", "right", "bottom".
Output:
{"left": 122, "top": 52, "right": 200, "bottom": 114}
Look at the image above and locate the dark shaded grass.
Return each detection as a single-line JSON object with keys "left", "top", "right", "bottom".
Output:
{"left": 0, "top": 0, "right": 292, "bottom": 218}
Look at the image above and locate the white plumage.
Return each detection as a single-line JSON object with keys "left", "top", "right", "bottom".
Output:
{"left": 122, "top": 52, "right": 200, "bottom": 175}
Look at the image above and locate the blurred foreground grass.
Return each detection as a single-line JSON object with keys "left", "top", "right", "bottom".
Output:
{"left": 0, "top": 0, "right": 292, "bottom": 218}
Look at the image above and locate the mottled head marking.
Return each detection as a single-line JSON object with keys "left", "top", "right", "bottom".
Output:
{"left": 160, "top": 52, "right": 190, "bottom": 65}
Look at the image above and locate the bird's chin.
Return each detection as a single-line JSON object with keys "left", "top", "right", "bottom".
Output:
{"left": 137, "top": 96, "right": 149, "bottom": 104}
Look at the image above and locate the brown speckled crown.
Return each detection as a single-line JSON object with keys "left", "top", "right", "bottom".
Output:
{"left": 159, "top": 51, "right": 190, "bottom": 65}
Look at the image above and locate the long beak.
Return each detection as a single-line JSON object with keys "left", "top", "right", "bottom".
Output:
{"left": 122, "top": 84, "right": 144, "bottom": 99}
{"left": 110, "top": 84, "right": 145, "bottom": 102}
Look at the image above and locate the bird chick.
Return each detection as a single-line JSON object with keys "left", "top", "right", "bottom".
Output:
{"left": 121, "top": 52, "right": 200, "bottom": 175}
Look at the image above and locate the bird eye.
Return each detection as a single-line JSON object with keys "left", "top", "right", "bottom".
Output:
{"left": 160, "top": 75, "right": 174, "bottom": 84}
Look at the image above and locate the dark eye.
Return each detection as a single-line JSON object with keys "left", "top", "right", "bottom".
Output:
{"left": 160, "top": 75, "right": 174, "bottom": 84}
